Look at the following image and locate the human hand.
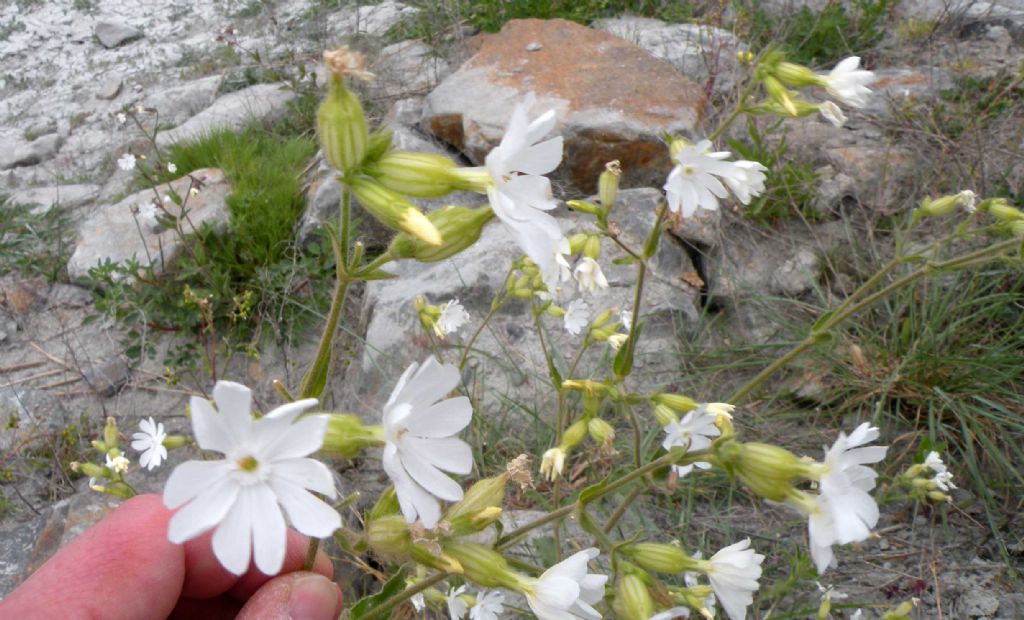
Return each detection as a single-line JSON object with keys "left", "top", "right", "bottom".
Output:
{"left": 0, "top": 494, "right": 344, "bottom": 619}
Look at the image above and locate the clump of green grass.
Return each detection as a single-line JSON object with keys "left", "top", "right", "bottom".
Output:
{"left": 735, "top": 0, "right": 895, "bottom": 67}
{"left": 0, "top": 199, "right": 76, "bottom": 282}
{"left": 87, "top": 118, "right": 332, "bottom": 373}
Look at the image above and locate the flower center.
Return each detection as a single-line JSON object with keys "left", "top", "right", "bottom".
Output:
{"left": 681, "top": 164, "right": 695, "bottom": 177}
{"left": 237, "top": 455, "right": 259, "bottom": 472}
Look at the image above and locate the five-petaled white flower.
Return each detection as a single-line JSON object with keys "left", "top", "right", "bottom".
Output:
{"left": 436, "top": 299, "right": 470, "bottom": 338}
{"left": 382, "top": 357, "right": 473, "bottom": 529}
{"left": 821, "top": 57, "right": 875, "bottom": 109}
{"left": 484, "top": 98, "right": 570, "bottom": 291}
{"left": 923, "top": 451, "right": 946, "bottom": 475}
{"left": 819, "top": 101, "right": 847, "bottom": 128}
{"left": 117, "top": 153, "right": 136, "bottom": 172}
{"left": 573, "top": 257, "right": 609, "bottom": 294}
{"left": 563, "top": 299, "right": 590, "bottom": 336}
{"left": 607, "top": 333, "right": 628, "bottom": 351}
{"left": 105, "top": 453, "right": 130, "bottom": 474}
{"left": 132, "top": 416, "right": 168, "bottom": 471}
{"left": 932, "top": 470, "right": 956, "bottom": 491}
{"left": 663, "top": 139, "right": 767, "bottom": 218}
{"left": 167, "top": 162, "right": 178, "bottom": 174}
{"left": 524, "top": 547, "right": 607, "bottom": 620}
{"left": 163, "top": 381, "right": 340, "bottom": 576}
{"left": 539, "top": 447, "right": 566, "bottom": 481}
{"left": 447, "top": 585, "right": 469, "bottom": 619}
{"left": 705, "top": 539, "right": 764, "bottom": 620}
{"left": 470, "top": 589, "right": 506, "bottom": 620}
{"left": 661, "top": 403, "right": 721, "bottom": 477}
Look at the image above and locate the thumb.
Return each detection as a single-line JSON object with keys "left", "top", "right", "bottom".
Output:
{"left": 237, "top": 572, "right": 343, "bottom": 620}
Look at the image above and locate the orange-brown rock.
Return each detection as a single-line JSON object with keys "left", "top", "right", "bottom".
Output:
{"left": 422, "top": 18, "right": 705, "bottom": 191}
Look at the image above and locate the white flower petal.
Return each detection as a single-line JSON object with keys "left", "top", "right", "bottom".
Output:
{"left": 250, "top": 485, "right": 288, "bottom": 575}
{"left": 269, "top": 477, "right": 342, "bottom": 537}
{"left": 405, "top": 397, "right": 472, "bottom": 438}
{"left": 271, "top": 458, "right": 338, "bottom": 498}
{"left": 167, "top": 479, "right": 239, "bottom": 543}
{"left": 400, "top": 442, "right": 467, "bottom": 501}
{"left": 211, "top": 380, "right": 254, "bottom": 442}
{"left": 164, "top": 460, "right": 232, "bottom": 509}
{"left": 189, "top": 396, "right": 233, "bottom": 454}
{"left": 211, "top": 490, "right": 253, "bottom": 576}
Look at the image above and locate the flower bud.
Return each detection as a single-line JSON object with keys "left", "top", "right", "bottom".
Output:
{"left": 369, "top": 486, "right": 400, "bottom": 519}
{"left": 74, "top": 461, "right": 108, "bottom": 479}
{"left": 716, "top": 441, "right": 812, "bottom": 501}
{"left": 984, "top": 199, "right": 1024, "bottom": 222}
{"left": 560, "top": 420, "right": 588, "bottom": 451}
{"left": 763, "top": 75, "right": 799, "bottom": 116}
{"left": 540, "top": 447, "right": 566, "bottom": 481}
{"left": 774, "top": 62, "right": 824, "bottom": 88}
{"left": 410, "top": 546, "right": 464, "bottom": 574}
{"left": 583, "top": 235, "right": 602, "bottom": 260}
{"left": 448, "top": 166, "right": 492, "bottom": 193}
{"left": 442, "top": 541, "right": 519, "bottom": 588}
{"left": 615, "top": 574, "right": 655, "bottom": 620}
{"left": 652, "top": 403, "right": 678, "bottom": 427}
{"left": 367, "top": 515, "right": 411, "bottom": 557}
{"left": 349, "top": 176, "right": 442, "bottom": 246}
{"left": 914, "top": 191, "right": 976, "bottom": 219}
{"left": 163, "top": 435, "right": 190, "bottom": 449}
{"left": 322, "top": 414, "right": 384, "bottom": 458}
{"left": 366, "top": 152, "right": 460, "bottom": 198}
{"left": 103, "top": 416, "right": 119, "bottom": 449}
{"left": 591, "top": 308, "right": 614, "bottom": 329}
{"left": 387, "top": 205, "right": 494, "bottom": 262}
{"left": 446, "top": 474, "right": 507, "bottom": 529}
{"left": 588, "top": 417, "right": 616, "bottom": 444}
{"left": 651, "top": 393, "right": 699, "bottom": 413}
{"left": 628, "top": 543, "right": 697, "bottom": 573}
{"left": 318, "top": 76, "right": 369, "bottom": 174}
{"left": 566, "top": 200, "right": 603, "bottom": 216}
{"left": 599, "top": 160, "right": 621, "bottom": 208}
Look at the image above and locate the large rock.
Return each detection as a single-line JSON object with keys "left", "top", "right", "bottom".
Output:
{"left": 94, "top": 21, "right": 143, "bottom": 49}
{"left": 156, "top": 83, "right": 296, "bottom": 148}
{"left": 861, "top": 67, "right": 955, "bottom": 117}
{"left": 142, "top": 75, "right": 224, "bottom": 128}
{"left": 370, "top": 40, "right": 451, "bottom": 100}
{"left": 66, "top": 168, "right": 231, "bottom": 280}
{"left": 593, "top": 17, "right": 744, "bottom": 96}
{"left": 327, "top": 0, "right": 420, "bottom": 38}
{"left": 422, "top": 19, "right": 705, "bottom": 192}
{"left": 344, "top": 191, "right": 699, "bottom": 419}
{"left": 0, "top": 134, "right": 63, "bottom": 170}
{"left": 8, "top": 184, "right": 100, "bottom": 213}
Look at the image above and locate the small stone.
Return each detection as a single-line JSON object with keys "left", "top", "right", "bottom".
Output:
{"left": 94, "top": 21, "right": 143, "bottom": 49}
{"left": 526, "top": 42, "right": 542, "bottom": 51}
{"left": 95, "top": 77, "right": 122, "bottom": 100}
{"left": 84, "top": 357, "right": 131, "bottom": 397}
{"left": 960, "top": 589, "right": 1000, "bottom": 617}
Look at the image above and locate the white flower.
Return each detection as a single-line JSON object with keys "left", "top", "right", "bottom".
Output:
{"left": 662, "top": 404, "right": 720, "bottom": 476}
{"left": 956, "top": 189, "right": 977, "bottom": 213}
{"left": 923, "top": 451, "right": 946, "bottom": 475}
{"left": 524, "top": 547, "right": 607, "bottom": 620}
{"left": 115, "top": 112, "right": 127, "bottom": 125}
{"left": 932, "top": 470, "right": 956, "bottom": 491}
{"left": 471, "top": 589, "right": 506, "bottom": 620}
{"left": 540, "top": 447, "right": 566, "bottom": 481}
{"left": 607, "top": 333, "right": 628, "bottom": 351}
{"left": 105, "top": 453, "right": 130, "bottom": 474}
{"left": 167, "top": 162, "right": 178, "bottom": 174}
{"left": 705, "top": 539, "right": 764, "bottom": 620}
{"left": 117, "top": 153, "right": 136, "bottom": 171}
{"left": 664, "top": 139, "right": 767, "bottom": 218}
{"left": 819, "top": 101, "right": 847, "bottom": 127}
{"left": 821, "top": 57, "right": 875, "bottom": 109}
{"left": 163, "top": 381, "right": 340, "bottom": 575}
{"left": 382, "top": 358, "right": 473, "bottom": 529}
{"left": 620, "top": 309, "right": 633, "bottom": 331}
{"left": 563, "top": 299, "right": 590, "bottom": 336}
{"left": 850, "top": 609, "right": 863, "bottom": 619}
{"left": 188, "top": 187, "right": 200, "bottom": 197}
{"left": 573, "top": 257, "right": 608, "bottom": 294}
{"left": 436, "top": 299, "right": 470, "bottom": 338}
{"left": 447, "top": 585, "right": 469, "bottom": 619}
{"left": 131, "top": 416, "right": 168, "bottom": 471}
{"left": 484, "top": 98, "right": 569, "bottom": 291}
{"left": 819, "top": 423, "right": 887, "bottom": 544}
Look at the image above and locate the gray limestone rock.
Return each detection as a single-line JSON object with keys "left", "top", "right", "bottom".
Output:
{"left": 156, "top": 83, "right": 296, "bottom": 149}
{"left": 94, "top": 21, "right": 143, "bottom": 49}
{"left": 142, "top": 75, "right": 224, "bottom": 128}
{"left": 327, "top": 0, "right": 420, "bottom": 38}
{"left": 95, "top": 77, "right": 123, "bottom": 100}
{"left": 370, "top": 40, "right": 451, "bottom": 99}
{"left": 66, "top": 168, "right": 231, "bottom": 280}
{"left": 8, "top": 184, "right": 100, "bottom": 213}
{"left": 0, "top": 134, "right": 63, "bottom": 170}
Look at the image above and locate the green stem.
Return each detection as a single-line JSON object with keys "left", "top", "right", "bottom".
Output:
{"left": 302, "top": 538, "right": 319, "bottom": 571}
{"left": 457, "top": 291, "right": 507, "bottom": 371}
{"left": 339, "top": 183, "right": 351, "bottom": 267}
{"left": 298, "top": 278, "right": 350, "bottom": 399}
{"left": 603, "top": 485, "right": 644, "bottom": 534}
{"left": 363, "top": 571, "right": 447, "bottom": 620}
{"left": 708, "top": 78, "right": 756, "bottom": 142}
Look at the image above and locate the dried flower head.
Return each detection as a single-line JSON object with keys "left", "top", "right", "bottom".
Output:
{"left": 323, "top": 46, "right": 375, "bottom": 82}
{"left": 506, "top": 454, "right": 534, "bottom": 490}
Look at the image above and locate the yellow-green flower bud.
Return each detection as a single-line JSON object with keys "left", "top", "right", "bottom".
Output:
{"left": 774, "top": 62, "right": 824, "bottom": 88}
{"left": 588, "top": 417, "right": 615, "bottom": 444}
{"left": 322, "top": 414, "right": 384, "bottom": 458}
{"left": 568, "top": 233, "right": 589, "bottom": 254}
{"left": 103, "top": 416, "right": 119, "bottom": 449}
{"left": 442, "top": 541, "right": 519, "bottom": 588}
{"left": 318, "top": 75, "right": 369, "bottom": 174}
{"left": 763, "top": 75, "right": 799, "bottom": 116}
{"left": 566, "top": 200, "right": 603, "bottom": 216}
{"left": 599, "top": 160, "right": 621, "bottom": 208}
{"left": 366, "top": 152, "right": 460, "bottom": 198}
{"left": 163, "top": 435, "right": 190, "bottom": 449}
{"left": 716, "top": 442, "right": 812, "bottom": 501}
{"left": 366, "top": 514, "right": 412, "bottom": 557}
{"left": 410, "top": 546, "right": 464, "bottom": 574}
{"left": 628, "top": 543, "right": 697, "bottom": 573}
{"left": 349, "top": 176, "right": 442, "bottom": 246}
{"left": 448, "top": 166, "right": 492, "bottom": 193}
{"left": 446, "top": 474, "right": 507, "bottom": 530}
{"left": 583, "top": 235, "right": 602, "bottom": 260}
{"left": 560, "top": 420, "right": 588, "bottom": 451}
{"left": 652, "top": 403, "right": 678, "bottom": 427}
{"left": 985, "top": 200, "right": 1024, "bottom": 221}
{"left": 651, "top": 393, "right": 698, "bottom": 413}
{"left": 882, "top": 598, "right": 919, "bottom": 619}
{"left": 615, "top": 574, "right": 655, "bottom": 620}
{"left": 547, "top": 305, "right": 566, "bottom": 318}
{"left": 369, "top": 486, "right": 400, "bottom": 519}
{"left": 1010, "top": 221, "right": 1024, "bottom": 236}
{"left": 74, "top": 461, "right": 108, "bottom": 479}
{"left": 591, "top": 309, "right": 614, "bottom": 329}
{"left": 387, "top": 205, "right": 494, "bottom": 263}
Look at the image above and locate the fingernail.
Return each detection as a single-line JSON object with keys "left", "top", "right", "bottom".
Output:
{"left": 288, "top": 574, "right": 339, "bottom": 620}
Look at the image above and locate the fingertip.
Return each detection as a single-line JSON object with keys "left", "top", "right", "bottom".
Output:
{"left": 237, "top": 572, "right": 342, "bottom": 620}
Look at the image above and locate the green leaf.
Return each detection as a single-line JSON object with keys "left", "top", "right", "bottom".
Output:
{"left": 579, "top": 476, "right": 610, "bottom": 505}
{"left": 358, "top": 268, "right": 398, "bottom": 281}
{"left": 349, "top": 566, "right": 409, "bottom": 619}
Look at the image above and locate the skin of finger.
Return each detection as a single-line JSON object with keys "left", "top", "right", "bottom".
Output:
{"left": 236, "top": 572, "right": 344, "bottom": 620}
{"left": 0, "top": 494, "right": 185, "bottom": 620}
{"left": 182, "top": 528, "right": 334, "bottom": 600}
